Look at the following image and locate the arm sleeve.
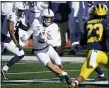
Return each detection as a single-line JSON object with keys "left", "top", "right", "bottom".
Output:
{"left": 20, "top": 22, "right": 35, "bottom": 41}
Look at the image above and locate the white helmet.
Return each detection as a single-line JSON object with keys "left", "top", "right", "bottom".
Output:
{"left": 41, "top": 9, "right": 54, "bottom": 26}
{"left": 12, "top": 2, "right": 26, "bottom": 17}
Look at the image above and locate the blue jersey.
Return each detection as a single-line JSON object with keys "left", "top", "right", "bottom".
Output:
{"left": 81, "top": 18, "right": 109, "bottom": 51}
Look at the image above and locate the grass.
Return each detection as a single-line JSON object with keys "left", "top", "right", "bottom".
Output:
{"left": 1, "top": 48, "right": 109, "bottom": 88}
{"left": 1, "top": 61, "right": 108, "bottom": 88}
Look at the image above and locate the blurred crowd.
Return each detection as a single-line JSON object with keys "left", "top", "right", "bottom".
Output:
{"left": 1, "top": 1, "right": 109, "bottom": 56}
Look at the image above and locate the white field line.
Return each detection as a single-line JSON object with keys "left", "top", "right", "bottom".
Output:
{"left": 1, "top": 83, "right": 28, "bottom": 86}
{"left": 7, "top": 69, "right": 108, "bottom": 75}
{"left": 2, "top": 55, "right": 85, "bottom": 63}
{"left": 2, "top": 79, "right": 108, "bottom": 85}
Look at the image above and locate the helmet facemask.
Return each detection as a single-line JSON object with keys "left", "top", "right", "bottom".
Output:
{"left": 12, "top": 2, "right": 26, "bottom": 18}
{"left": 42, "top": 16, "right": 54, "bottom": 26}
{"left": 41, "top": 9, "right": 54, "bottom": 27}
{"left": 16, "top": 9, "right": 25, "bottom": 17}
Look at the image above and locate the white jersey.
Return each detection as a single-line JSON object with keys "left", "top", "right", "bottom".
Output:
{"left": 24, "top": 19, "right": 61, "bottom": 50}
{"left": 2, "top": 12, "right": 22, "bottom": 37}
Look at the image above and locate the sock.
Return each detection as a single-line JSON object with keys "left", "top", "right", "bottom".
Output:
{"left": 74, "top": 80, "right": 79, "bottom": 85}
{"left": 7, "top": 55, "right": 24, "bottom": 67}
{"left": 100, "top": 74, "right": 104, "bottom": 77}
{"left": 95, "top": 67, "right": 104, "bottom": 76}
{"left": 3, "top": 65, "right": 9, "bottom": 72}
{"left": 61, "top": 71, "right": 67, "bottom": 76}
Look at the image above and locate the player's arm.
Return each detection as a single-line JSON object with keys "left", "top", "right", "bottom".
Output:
{"left": 20, "top": 22, "right": 34, "bottom": 43}
{"left": 8, "top": 20, "right": 18, "bottom": 45}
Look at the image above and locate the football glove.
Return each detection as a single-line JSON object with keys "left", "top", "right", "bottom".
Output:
{"left": 39, "top": 32, "right": 47, "bottom": 42}
{"left": 20, "top": 34, "right": 28, "bottom": 43}
{"left": 16, "top": 43, "right": 22, "bottom": 51}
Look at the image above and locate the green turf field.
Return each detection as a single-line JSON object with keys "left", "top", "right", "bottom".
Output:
{"left": 1, "top": 61, "right": 108, "bottom": 88}
{"left": 1, "top": 48, "right": 109, "bottom": 88}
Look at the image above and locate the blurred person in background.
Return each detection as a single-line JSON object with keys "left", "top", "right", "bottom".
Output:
{"left": 1, "top": 1, "right": 14, "bottom": 25}
{"left": 68, "top": 1, "right": 84, "bottom": 55}
{"left": 50, "top": 1, "right": 71, "bottom": 56}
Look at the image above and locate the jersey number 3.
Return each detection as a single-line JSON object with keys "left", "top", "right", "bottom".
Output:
{"left": 87, "top": 23, "right": 103, "bottom": 43}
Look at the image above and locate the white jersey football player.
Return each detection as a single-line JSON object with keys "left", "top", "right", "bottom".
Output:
{"left": 68, "top": 1, "right": 84, "bottom": 54}
{"left": 20, "top": 8, "right": 71, "bottom": 84}
{"left": 1, "top": 2, "right": 26, "bottom": 80}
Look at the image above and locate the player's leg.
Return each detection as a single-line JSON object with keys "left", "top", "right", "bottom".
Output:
{"left": 69, "top": 50, "right": 109, "bottom": 88}
{"left": 68, "top": 13, "right": 77, "bottom": 55}
{"left": 58, "top": 21, "right": 68, "bottom": 56}
{"left": 34, "top": 50, "right": 64, "bottom": 74}
{"left": 48, "top": 46, "right": 71, "bottom": 84}
{"left": 2, "top": 40, "right": 24, "bottom": 79}
{"left": 94, "top": 66, "right": 106, "bottom": 81}
{"left": 69, "top": 55, "right": 97, "bottom": 88}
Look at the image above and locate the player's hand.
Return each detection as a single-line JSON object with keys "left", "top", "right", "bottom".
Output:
{"left": 16, "top": 44, "right": 22, "bottom": 51}
{"left": 39, "top": 32, "right": 47, "bottom": 42}
{"left": 20, "top": 35, "right": 27, "bottom": 43}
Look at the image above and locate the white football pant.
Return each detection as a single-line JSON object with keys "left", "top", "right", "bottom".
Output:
{"left": 1, "top": 40, "right": 24, "bottom": 56}
{"left": 34, "top": 46, "right": 61, "bottom": 66}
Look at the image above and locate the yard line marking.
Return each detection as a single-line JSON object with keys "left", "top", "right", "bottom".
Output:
{"left": 2, "top": 79, "right": 108, "bottom": 85}
{"left": 7, "top": 69, "right": 108, "bottom": 75}
{"left": 1, "top": 83, "right": 28, "bottom": 86}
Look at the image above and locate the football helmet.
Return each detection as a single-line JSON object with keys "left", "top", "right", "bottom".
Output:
{"left": 12, "top": 2, "right": 26, "bottom": 17}
{"left": 41, "top": 9, "right": 54, "bottom": 26}
{"left": 89, "top": 4, "right": 108, "bottom": 17}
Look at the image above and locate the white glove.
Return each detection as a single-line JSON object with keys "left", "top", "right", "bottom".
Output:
{"left": 20, "top": 35, "right": 28, "bottom": 43}
{"left": 39, "top": 32, "right": 47, "bottom": 42}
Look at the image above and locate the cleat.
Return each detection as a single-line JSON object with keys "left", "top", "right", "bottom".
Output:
{"left": 69, "top": 82, "right": 77, "bottom": 88}
{"left": 58, "top": 75, "right": 65, "bottom": 82}
{"left": 1, "top": 69, "right": 8, "bottom": 80}
{"left": 64, "top": 75, "right": 72, "bottom": 84}
{"left": 94, "top": 76, "right": 107, "bottom": 81}
{"left": 69, "top": 50, "right": 76, "bottom": 55}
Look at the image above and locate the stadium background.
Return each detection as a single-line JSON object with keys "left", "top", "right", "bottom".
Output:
{"left": 1, "top": 1, "right": 109, "bottom": 88}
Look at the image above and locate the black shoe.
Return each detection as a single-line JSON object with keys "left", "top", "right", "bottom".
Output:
{"left": 1, "top": 69, "right": 8, "bottom": 80}
{"left": 64, "top": 75, "right": 72, "bottom": 84}
{"left": 58, "top": 75, "right": 65, "bottom": 82}
{"left": 58, "top": 53, "right": 64, "bottom": 57}
{"left": 69, "top": 50, "right": 76, "bottom": 55}
{"left": 94, "top": 76, "right": 107, "bottom": 81}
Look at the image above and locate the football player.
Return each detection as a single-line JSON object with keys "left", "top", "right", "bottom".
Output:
{"left": 69, "top": 4, "right": 109, "bottom": 88}
{"left": 1, "top": 2, "right": 26, "bottom": 80}
{"left": 20, "top": 8, "right": 71, "bottom": 84}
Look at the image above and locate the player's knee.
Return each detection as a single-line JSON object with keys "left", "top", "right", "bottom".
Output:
{"left": 17, "top": 50, "right": 25, "bottom": 56}
{"left": 46, "top": 61, "right": 53, "bottom": 68}
{"left": 18, "top": 55, "right": 24, "bottom": 59}
{"left": 55, "top": 59, "right": 61, "bottom": 66}
{"left": 15, "top": 55, "right": 24, "bottom": 62}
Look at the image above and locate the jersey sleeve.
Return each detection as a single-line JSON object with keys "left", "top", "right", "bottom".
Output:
{"left": 6, "top": 12, "right": 16, "bottom": 22}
